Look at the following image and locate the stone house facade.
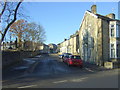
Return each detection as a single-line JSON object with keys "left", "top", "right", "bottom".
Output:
{"left": 79, "top": 5, "right": 120, "bottom": 66}
{"left": 59, "top": 31, "right": 79, "bottom": 55}
{"left": 39, "top": 43, "right": 49, "bottom": 53}
{"left": 48, "top": 43, "right": 57, "bottom": 53}
{"left": 109, "top": 21, "right": 120, "bottom": 61}
{"left": 1, "top": 41, "right": 16, "bottom": 50}
{"left": 68, "top": 31, "right": 79, "bottom": 54}
{"left": 58, "top": 5, "right": 120, "bottom": 66}
{"left": 59, "top": 39, "right": 69, "bottom": 54}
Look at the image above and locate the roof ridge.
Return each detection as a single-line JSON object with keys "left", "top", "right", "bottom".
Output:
{"left": 87, "top": 10, "right": 120, "bottom": 21}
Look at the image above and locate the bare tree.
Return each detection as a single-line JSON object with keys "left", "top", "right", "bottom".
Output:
{"left": 37, "top": 24, "right": 46, "bottom": 43}
{"left": 27, "top": 22, "right": 46, "bottom": 42}
{"left": 0, "top": 0, "right": 23, "bottom": 47}
{"left": 0, "top": 0, "right": 7, "bottom": 19}
{"left": 10, "top": 19, "right": 28, "bottom": 50}
{"left": 24, "top": 22, "right": 46, "bottom": 51}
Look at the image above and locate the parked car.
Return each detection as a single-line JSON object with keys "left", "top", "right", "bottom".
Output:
{"left": 62, "top": 53, "right": 72, "bottom": 61}
{"left": 63, "top": 55, "right": 69, "bottom": 63}
{"left": 58, "top": 54, "right": 64, "bottom": 59}
{"left": 62, "top": 53, "right": 72, "bottom": 58}
{"left": 59, "top": 53, "right": 72, "bottom": 59}
{"left": 65, "top": 55, "right": 83, "bottom": 68}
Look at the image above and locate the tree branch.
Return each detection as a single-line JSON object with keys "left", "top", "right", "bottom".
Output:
{"left": 0, "top": 0, "right": 7, "bottom": 19}
{"left": 0, "top": 0, "right": 23, "bottom": 44}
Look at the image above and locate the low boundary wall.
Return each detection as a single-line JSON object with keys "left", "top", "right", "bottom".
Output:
{"left": 104, "top": 61, "right": 120, "bottom": 69}
{"left": 2, "top": 51, "right": 40, "bottom": 68}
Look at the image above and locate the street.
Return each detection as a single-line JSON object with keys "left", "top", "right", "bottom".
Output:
{"left": 2, "top": 54, "right": 119, "bottom": 88}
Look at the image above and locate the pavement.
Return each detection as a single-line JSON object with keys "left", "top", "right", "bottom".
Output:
{"left": 83, "top": 61, "right": 109, "bottom": 71}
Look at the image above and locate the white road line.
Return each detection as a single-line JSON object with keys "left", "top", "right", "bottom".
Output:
{"left": 71, "top": 77, "right": 88, "bottom": 82}
{"left": 71, "top": 79, "right": 83, "bottom": 82}
{"left": 53, "top": 80, "right": 68, "bottom": 84}
{"left": 81, "top": 77, "right": 88, "bottom": 80}
{"left": 17, "top": 85, "right": 37, "bottom": 88}
{"left": 85, "top": 68, "right": 94, "bottom": 72}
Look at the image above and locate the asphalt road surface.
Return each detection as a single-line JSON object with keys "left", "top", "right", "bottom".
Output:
{"left": 2, "top": 54, "right": 119, "bottom": 88}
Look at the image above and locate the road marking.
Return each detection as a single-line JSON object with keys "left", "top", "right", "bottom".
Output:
{"left": 81, "top": 77, "right": 88, "bottom": 80}
{"left": 17, "top": 85, "right": 37, "bottom": 88}
{"left": 71, "top": 79, "right": 83, "bottom": 82}
{"left": 70, "top": 77, "right": 88, "bottom": 82}
{"left": 85, "top": 68, "right": 94, "bottom": 72}
{"left": 53, "top": 80, "right": 68, "bottom": 84}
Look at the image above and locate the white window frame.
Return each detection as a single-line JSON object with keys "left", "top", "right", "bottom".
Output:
{"left": 110, "top": 42, "right": 117, "bottom": 58}
{"left": 109, "top": 21, "right": 116, "bottom": 38}
{"left": 110, "top": 24, "right": 115, "bottom": 37}
{"left": 116, "top": 24, "right": 120, "bottom": 38}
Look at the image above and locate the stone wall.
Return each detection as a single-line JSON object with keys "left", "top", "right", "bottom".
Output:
{"left": 2, "top": 51, "right": 40, "bottom": 68}
{"left": 96, "top": 18, "right": 103, "bottom": 66}
{"left": 79, "top": 11, "right": 102, "bottom": 64}
{"left": 104, "top": 61, "right": 120, "bottom": 69}
{"left": 102, "top": 20, "right": 110, "bottom": 62}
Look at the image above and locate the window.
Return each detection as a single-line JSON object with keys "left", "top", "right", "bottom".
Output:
{"left": 111, "top": 28, "right": 114, "bottom": 37}
{"left": 110, "top": 24, "right": 115, "bottom": 37}
{"left": 117, "top": 44, "right": 120, "bottom": 58}
{"left": 116, "top": 25, "right": 120, "bottom": 37}
{"left": 70, "top": 56, "right": 81, "bottom": 59}
{"left": 111, "top": 44, "right": 115, "bottom": 58}
{"left": 75, "top": 56, "right": 81, "bottom": 59}
{"left": 111, "top": 49, "right": 115, "bottom": 58}
{"left": 111, "top": 24, "right": 114, "bottom": 28}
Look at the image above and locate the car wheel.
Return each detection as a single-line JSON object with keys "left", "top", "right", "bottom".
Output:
{"left": 68, "top": 62, "right": 71, "bottom": 67}
{"left": 79, "top": 65, "right": 83, "bottom": 68}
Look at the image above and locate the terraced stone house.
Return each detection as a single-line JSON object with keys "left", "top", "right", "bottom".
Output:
{"left": 59, "top": 31, "right": 79, "bottom": 55}
{"left": 79, "top": 5, "right": 120, "bottom": 66}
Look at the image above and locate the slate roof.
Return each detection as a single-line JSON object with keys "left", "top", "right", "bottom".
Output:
{"left": 96, "top": 14, "right": 120, "bottom": 21}
{"left": 87, "top": 10, "right": 120, "bottom": 22}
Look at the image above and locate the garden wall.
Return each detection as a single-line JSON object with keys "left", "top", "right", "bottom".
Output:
{"left": 2, "top": 51, "right": 40, "bottom": 68}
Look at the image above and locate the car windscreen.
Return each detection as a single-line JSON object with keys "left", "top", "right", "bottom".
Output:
{"left": 65, "top": 56, "right": 69, "bottom": 58}
{"left": 71, "top": 56, "right": 81, "bottom": 59}
{"left": 67, "top": 53, "right": 72, "bottom": 55}
{"left": 64, "top": 53, "right": 71, "bottom": 56}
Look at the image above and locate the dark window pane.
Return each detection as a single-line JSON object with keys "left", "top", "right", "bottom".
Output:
{"left": 111, "top": 49, "right": 115, "bottom": 58}
{"left": 117, "top": 44, "right": 120, "bottom": 57}
{"left": 111, "top": 28, "right": 114, "bottom": 37}
{"left": 111, "top": 25, "right": 114, "bottom": 27}
{"left": 75, "top": 56, "right": 81, "bottom": 59}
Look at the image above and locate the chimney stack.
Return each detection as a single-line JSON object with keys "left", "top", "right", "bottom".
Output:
{"left": 64, "top": 39, "right": 67, "bottom": 41}
{"left": 106, "top": 13, "right": 115, "bottom": 19}
{"left": 91, "top": 5, "right": 97, "bottom": 14}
